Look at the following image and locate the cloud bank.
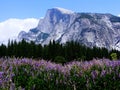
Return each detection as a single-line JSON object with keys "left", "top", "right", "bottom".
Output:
{"left": 0, "top": 18, "right": 39, "bottom": 44}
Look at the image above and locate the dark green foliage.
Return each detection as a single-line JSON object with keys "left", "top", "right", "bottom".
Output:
{"left": 110, "top": 53, "right": 117, "bottom": 60}
{"left": 0, "top": 39, "right": 120, "bottom": 63}
{"left": 0, "top": 44, "right": 7, "bottom": 57}
{"left": 54, "top": 56, "right": 66, "bottom": 64}
{"left": 12, "top": 64, "right": 33, "bottom": 89}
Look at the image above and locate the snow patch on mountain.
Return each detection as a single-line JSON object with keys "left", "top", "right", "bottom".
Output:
{"left": 53, "top": 7, "right": 74, "bottom": 14}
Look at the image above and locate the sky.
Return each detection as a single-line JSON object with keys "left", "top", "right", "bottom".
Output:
{"left": 0, "top": 0, "right": 120, "bottom": 44}
{"left": 0, "top": 0, "right": 120, "bottom": 22}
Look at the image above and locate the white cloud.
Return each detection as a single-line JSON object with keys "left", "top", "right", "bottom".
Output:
{"left": 0, "top": 18, "right": 39, "bottom": 44}
{"left": 118, "top": 14, "right": 120, "bottom": 17}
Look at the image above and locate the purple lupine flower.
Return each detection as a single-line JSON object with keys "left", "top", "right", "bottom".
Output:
{"left": 118, "top": 73, "right": 120, "bottom": 78}
{"left": 101, "top": 70, "right": 106, "bottom": 77}
{"left": 0, "top": 72, "right": 4, "bottom": 86}
{"left": 0, "top": 72, "right": 4, "bottom": 78}
{"left": 91, "top": 70, "right": 98, "bottom": 79}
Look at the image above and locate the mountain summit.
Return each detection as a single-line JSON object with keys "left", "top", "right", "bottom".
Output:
{"left": 51, "top": 7, "right": 74, "bottom": 14}
{"left": 18, "top": 7, "right": 120, "bottom": 50}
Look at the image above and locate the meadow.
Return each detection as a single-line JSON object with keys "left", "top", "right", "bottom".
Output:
{"left": 0, "top": 58, "right": 120, "bottom": 90}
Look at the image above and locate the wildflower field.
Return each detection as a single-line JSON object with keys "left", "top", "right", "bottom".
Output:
{"left": 0, "top": 58, "right": 120, "bottom": 90}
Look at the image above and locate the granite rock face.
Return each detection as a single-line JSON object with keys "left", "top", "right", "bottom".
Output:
{"left": 18, "top": 7, "right": 120, "bottom": 50}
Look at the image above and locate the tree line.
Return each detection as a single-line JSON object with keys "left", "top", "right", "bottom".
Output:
{"left": 0, "top": 39, "right": 120, "bottom": 63}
